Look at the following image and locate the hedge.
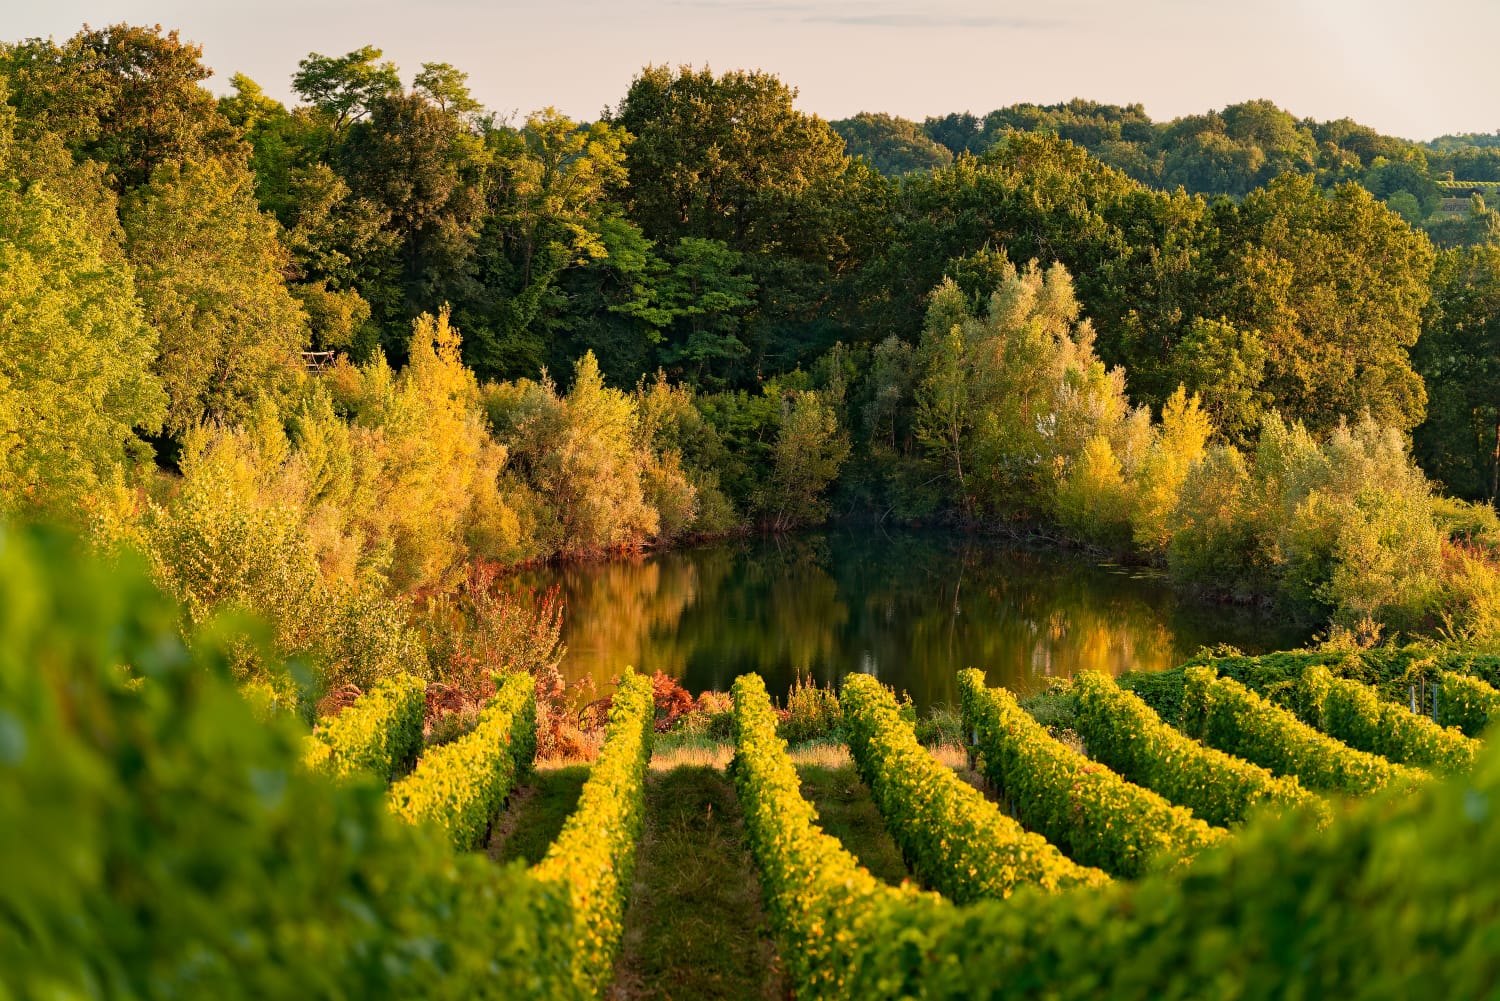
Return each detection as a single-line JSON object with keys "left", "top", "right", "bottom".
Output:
{"left": 845, "top": 732, "right": 1500, "bottom": 999}
{"left": 303, "top": 673, "right": 427, "bottom": 782}
{"left": 1436, "top": 671, "right": 1500, "bottom": 737}
{"left": 0, "top": 526, "right": 579, "bottom": 1000}
{"left": 387, "top": 672, "right": 536, "bottom": 850}
{"left": 957, "top": 669, "right": 1225, "bottom": 878}
{"left": 730, "top": 673, "right": 946, "bottom": 997}
{"left": 1179, "top": 666, "right": 1421, "bottom": 796}
{"left": 1297, "top": 665, "right": 1478, "bottom": 774}
{"left": 736, "top": 663, "right": 1500, "bottom": 998}
{"left": 1125, "top": 645, "right": 1500, "bottom": 723}
{"left": 841, "top": 674, "right": 1108, "bottom": 902}
{"left": 1071, "top": 671, "right": 1322, "bottom": 828}
{"left": 532, "top": 668, "right": 654, "bottom": 996}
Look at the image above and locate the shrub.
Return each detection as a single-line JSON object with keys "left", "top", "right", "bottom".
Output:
{"left": 848, "top": 728, "right": 1500, "bottom": 999}
{"left": 0, "top": 526, "right": 577, "bottom": 999}
{"left": 1436, "top": 671, "right": 1500, "bottom": 737}
{"left": 532, "top": 668, "right": 654, "bottom": 995}
{"left": 958, "top": 669, "right": 1225, "bottom": 878}
{"left": 1179, "top": 666, "right": 1420, "bottom": 796}
{"left": 729, "top": 673, "right": 944, "bottom": 998}
{"left": 1072, "top": 671, "right": 1321, "bottom": 828}
{"left": 304, "top": 673, "right": 427, "bottom": 782}
{"left": 842, "top": 674, "right": 1108, "bottom": 902}
{"left": 777, "top": 673, "right": 843, "bottom": 744}
{"left": 1296, "top": 665, "right": 1479, "bottom": 774}
{"left": 387, "top": 671, "right": 536, "bottom": 849}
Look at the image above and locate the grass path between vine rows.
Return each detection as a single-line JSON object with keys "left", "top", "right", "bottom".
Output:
{"left": 608, "top": 766, "right": 783, "bottom": 1000}
{"left": 488, "top": 747, "right": 951, "bottom": 998}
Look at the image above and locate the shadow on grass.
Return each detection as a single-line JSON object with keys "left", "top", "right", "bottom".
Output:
{"left": 489, "top": 764, "right": 589, "bottom": 866}
{"left": 796, "top": 763, "right": 912, "bottom": 886}
{"left": 610, "top": 766, "right": 783, "bottom": 1001}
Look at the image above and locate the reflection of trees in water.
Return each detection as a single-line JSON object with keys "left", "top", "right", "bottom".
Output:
{"left": 514, "top": 547, "right": 730, "bottom": 689}
{"left": 526, "top": 530, "right": 1306, "bottom": 708}
{"left": 671, "top": 536, "right": 850, "bottom": 695}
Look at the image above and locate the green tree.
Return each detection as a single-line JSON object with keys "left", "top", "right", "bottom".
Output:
{"left": 758, "top": 390, "right": 851, "bottom": 530}
{"left": 610, "top": 65, "right": 849, "bottom": 257}
{"left": 338, "top": 89, "right": 489, "bottom": 356}
{"left": 1223, "top": 175, "right": 1435, "bottom": 432}
{"left": 831, "top": 112, "right": 952, "bottom": 176}
{"left": 1414, "top": 246, "right": 1500, "bottom": 499}
{"left": 292, "top": 45, "right": 401, "bottom": 137}
{"left": 0, "top": 24, "right": 240, "bottom": 191}
{"left": 0, "top": 170, "right": 166, "bottom": 513}
{"left": 123, "top": 157, "right": 308, "bottom": 433}
{"left": 413, "top": 62, "right": 483, "bottom": 118}
{"left": 467, "top": 108, "right": 630, "bottom": 378}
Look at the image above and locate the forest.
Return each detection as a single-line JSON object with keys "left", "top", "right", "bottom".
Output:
{"left": 8, "top": 20, "right": 1500, "bottom": 1001}
{"left": 6, "top": 23, "right": 1500, "bottom": 698}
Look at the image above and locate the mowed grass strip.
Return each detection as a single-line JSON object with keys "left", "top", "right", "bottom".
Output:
{"left": 609, "top": 766, "right": 782, "bottom": 1001}
{"left": 489, "top": 764, "right": 589, "bottom": 865}
{"left": 796, "top": 764, "right": 912, "bottom": 887}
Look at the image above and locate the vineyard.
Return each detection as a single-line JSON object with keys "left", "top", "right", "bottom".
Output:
{"left": 5, "top": 528, "right": 1500, "bottom": 999}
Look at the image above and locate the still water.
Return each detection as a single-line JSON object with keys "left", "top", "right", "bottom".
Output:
{"left": 519, "top": 530, "right": 1308, "bottom": 708}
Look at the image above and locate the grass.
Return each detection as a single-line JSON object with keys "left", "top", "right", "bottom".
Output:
{"left": 488, "top": 763, "right": 589, "bottom": 865}
{"left": 795, "top": 763, "right": 912, "bottom": 886}
{"left": 609, "top": 767, "right": 782, "bottom": 1001}
{"left": 495, "top": 738, "right": 972, "bottom": 997}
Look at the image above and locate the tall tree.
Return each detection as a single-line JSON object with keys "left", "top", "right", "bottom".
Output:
{"left": 1222, "top": 174, "right": 1435, "bottom": 433}
{"left": 123, "top": 157, "right": 308, "bottom": 433}
{"left": 0, "top": 24, "right": 240, "bottom": 191}
{"left": 338, "top": 89, "right": 489, "bottom": 356}
{"left": 291, "top": 45, "right": 400, "bottom": 138}
{"left": 1413, "top": 246, "right": 1500, "bottom": 499}
{"left": 0, "top": 143, "right": 166, "bottom": 512}
{"left": 610, "top": 65, "right": 849, "bottom": 257}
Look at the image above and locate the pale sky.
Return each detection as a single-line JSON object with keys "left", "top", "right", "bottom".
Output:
{"left": 5, "top": 0, "right": 1498, "bottom": 141}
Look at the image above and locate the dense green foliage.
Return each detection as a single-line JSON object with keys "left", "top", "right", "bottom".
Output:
{"left": 1295, "top": 665, "right": 1479, "bottom": 773}
{"left": 836, "top": 734, "right": 1500, "bottom": 1000}
{"left": 958, "top": 670, "right": 1225, "bottom": 877}
{"left": 737, "top": 663, "right": 1500, "bottom": 998}
{"left": 1436, "top": 670, "right": 1500, "bottom": 737}
{"left": 304, "top": 672, "right": 426, "bottom": 781}
{"left": 532, "top": 668, "right": 654, "bottom": 996}
{"left": 0, "top": 525, "right": 584, "bottom": 999}
{"left": 1125, "top": 644, "right": 1500, "bottom": 722}
{"left": 1071, "top": 671, "right": 1320, "bottom": 828}
{"left": 1179, "top": 666, "right": 1420, "bottom": 796}
{"left": 387, "top": 671, "right": 535, "bottom": 849}
{"left": 729, "top": 672, "right": 945, "bottom": 997}
{"left": 840, "top": 673, "right": 1108, "bottom": 902}
{"left": 7, "top": 20, "right": 1500, "bottom": 706}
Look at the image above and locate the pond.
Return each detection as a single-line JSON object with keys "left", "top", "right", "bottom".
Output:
{"left": 518, "top": 530, "right": 1309, "bottom": 709}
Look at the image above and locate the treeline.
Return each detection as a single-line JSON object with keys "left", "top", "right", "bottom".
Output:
{"left": 6, "top": 23, "right": 1500, "bottom": 682}
{"left": 835, "top": 99, "right": 1500, "bottom": 244}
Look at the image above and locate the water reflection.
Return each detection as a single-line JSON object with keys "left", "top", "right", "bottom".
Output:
{"left": 517, "top": 530, "right": 1308, "bottom": 708}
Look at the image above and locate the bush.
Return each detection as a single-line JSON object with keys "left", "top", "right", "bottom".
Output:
{"left": 1296, "top": 665, "right": 1479, "bottom": 774}
{"left": 848, "top": 729, "right": 1500, "bottom": 999}
{"left": 1072, "top": 671, "right": 1322, "bottom": 828}
{"left": 958, "top": 669, "right": 1225, "bottom": 878}
{"left": 532, "top": 668, "right": 654, "bottom": 995}
{"left": 304, "top": 673, "right": 427, "bottom": 782}
{"left": 1179, "top": 666, "right": 1420, "bottom": 796}
{"left": 1436, "top": 671, "right": 1500, "bottom": 737}
{"left": 777, "top": 673, "right": 843, "bottom": 744}
{"left": 387, "top": 672, "right": 536, "bottom": 849}
{"left": 728, "top": 673, "right": 944, "bottom": 998}
{"left": 842, "top": 674, "right": 1108, "bottom": 903}
{"left": 0, "top": 526, "right": 577, "bottom": 999}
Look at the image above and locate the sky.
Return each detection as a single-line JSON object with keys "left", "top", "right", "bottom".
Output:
{"left": 7, "top": 0, "right": 1499, "bottom": 141}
